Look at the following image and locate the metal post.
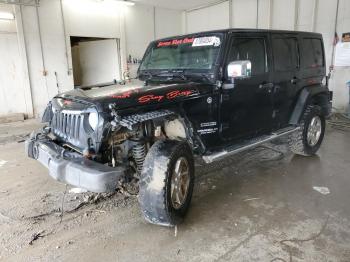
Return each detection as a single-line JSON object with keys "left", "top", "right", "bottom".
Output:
{"left": 256, "top": 0, "right": 259, "bottom": 29}
{"left": 269, "top": 0, "right": 273, "bottom": 29}
{"left": 59, "top": 0, "right": 71, "bottom": 76}
{"left": 294, "top": 0, "right": 300, "bottom": 30}
{"left": 311, "top": 0, "right": 318, "bottom": 32}
{"left": 330, "top": 0, "right": 340, "bottom": 67}
{"left": 229, "top": 0, "right": 233, "bottom": 28}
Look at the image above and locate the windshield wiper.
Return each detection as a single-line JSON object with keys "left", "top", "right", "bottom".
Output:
{"left": 140, "top": 71, "right": 154, "bottom": 80}
{"left": 183, "top": 72, "right": 212, "bottom": 83}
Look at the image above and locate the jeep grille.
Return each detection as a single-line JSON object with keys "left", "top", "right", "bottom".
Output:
{"left": 51, "top": 111, "right": 82, "bottom": 140}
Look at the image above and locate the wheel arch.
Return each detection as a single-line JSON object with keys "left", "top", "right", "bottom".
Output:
{"left": 289, "top": 85, "right": 331, "bottom": 125}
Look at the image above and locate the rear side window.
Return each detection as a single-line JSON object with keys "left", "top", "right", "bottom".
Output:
{"left": 227, "top": 38, "right": 267, "bottom": 76}
{"left": 302, "top": 38, "right": 324, "bottom": 68}
{"left": 272, "top": 38, "right": 299, "bottom": 71}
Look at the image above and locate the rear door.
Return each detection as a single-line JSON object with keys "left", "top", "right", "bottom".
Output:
{"left": 220, "top": 32, "right": 274, "bottom": 141}
{"left": 271, "top": 34, "right": 301, "bottom": 128}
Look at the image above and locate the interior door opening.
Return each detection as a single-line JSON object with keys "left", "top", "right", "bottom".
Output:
{"left": 70, "top": 36, "right": 122, "bottom": 88}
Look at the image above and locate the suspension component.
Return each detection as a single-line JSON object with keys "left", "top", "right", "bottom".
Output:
{"left": 132, "top": 143, "right": 146, "bottom": 174}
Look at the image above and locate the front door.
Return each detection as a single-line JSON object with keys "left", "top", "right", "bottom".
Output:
{"left": 220, "top": 33, "right": 274, "bottom": 141}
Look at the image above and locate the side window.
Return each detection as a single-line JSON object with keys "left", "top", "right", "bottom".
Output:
{"left": 227, "top": 38, "right": 267, "bottom": 76}
{"left": 272, "top": 38, "right": 299, "bottom": 71}
{"left": 302, "top": 38, "right": 324, "bottom": 68}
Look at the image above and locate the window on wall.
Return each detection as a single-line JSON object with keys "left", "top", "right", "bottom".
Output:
{"left": 227, "top": 38, "right": 267, "bottom": 76}
{"left": 272, "top": 38, "right": 299, "bottom": 71}
{"left": 302, "top": 38, "right": 324, "bottom": 68}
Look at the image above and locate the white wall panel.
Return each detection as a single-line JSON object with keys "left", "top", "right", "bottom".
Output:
{"left": 63, "top": 0, "right": 122, "bottom": 38}
{"left": 257, "top": 0, "right": 270, "bottom": 29}
{"left": 0, "top": 4, "right": 16, "bottom": 33}
{"left": 271, "top": 0, "right": 295, "bottom": 30}
{"left": 186, "top": 1, "right": 229, "bottom": 33}
{"left": 155, "top": 7, "right": 182, "bottom": 39}
{"left": 297, "top": 0, "right": 315, "bottom": 31}
{"left": 232, "top": 0, "right": 257, "bottom": 28}
{"left": 0, "top": 33, "right": 27, "bottom": 115}
{"left": 125, "top": 4, "right": 154, "bottom": 59}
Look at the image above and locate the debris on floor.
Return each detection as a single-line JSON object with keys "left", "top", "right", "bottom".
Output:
{"left": 312, "top": 186, "right": 330, "bottom": 195}
{"left": 244, "top": 197, "right": 260, "bottom": 202}
{"left": 29, "top": 231, "right": 46, "bottom": 245}
{"left": 0, "top": 159, "right": 7, "bottom": 168}
{"left": 69, "top": 188, "right": 88, "bottom": 194}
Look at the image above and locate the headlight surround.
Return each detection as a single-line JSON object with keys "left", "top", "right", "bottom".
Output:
{"left": 88, "top": 110, "right": 99, "bottom": 131}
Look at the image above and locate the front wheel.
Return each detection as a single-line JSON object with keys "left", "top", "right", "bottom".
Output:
{"left": 289, "top": 105, "right": 326, "bottom": 156}
{"left": 139, "top": 140, "right": 194, "bottom": 226}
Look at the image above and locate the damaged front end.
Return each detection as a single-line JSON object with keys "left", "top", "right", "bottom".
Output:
{"left": 26, "top": 97, "right": 187, "bottom": 193}
{"left": 25, "top": 130, "right": 125, "bottom": 192}
{"left": 26, "top": 98, "right": 128, "bottom": 192}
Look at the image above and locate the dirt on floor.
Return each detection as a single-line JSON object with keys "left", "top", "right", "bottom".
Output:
{"left": 0, "top": 120, "right": 350, "bottom": 262}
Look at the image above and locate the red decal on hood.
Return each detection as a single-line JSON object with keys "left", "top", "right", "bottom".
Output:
{"left": 138, "top": 90, "right": 194, "bottom": 104}
{"left": 110, "top": 91, "right": 132, "bottom": 99}
{"left": 166, "top": 90, "right": 193, "bottom": 99}
{"left": 138, "top": 94, "right": 164, "bottom": 103}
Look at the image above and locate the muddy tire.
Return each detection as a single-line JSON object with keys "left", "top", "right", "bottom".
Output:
{"left": 139, "top": 140, "right": 194, "bottom": 226}
{"left": 288, "top": 105, "right": 325, "bottom": 156}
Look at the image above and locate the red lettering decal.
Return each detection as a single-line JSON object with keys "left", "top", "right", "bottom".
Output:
{"left": 138, "top": 94, "right": 164, "bottom": 103}
{"left": 157, "top": 38, "right": 195, "bottom": 48}
{"left": 157, "top": 41, "right": 172, "bottom": 47}
{"left": 183, "top": 37, "right": 194, "bottom": 44}
{"left": 166, "top": 90, "right": 193, "bottom": 100}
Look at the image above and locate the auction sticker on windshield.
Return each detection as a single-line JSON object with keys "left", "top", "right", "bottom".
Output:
{"left": 192, "top": 36, "right": 221, "bottom": 47}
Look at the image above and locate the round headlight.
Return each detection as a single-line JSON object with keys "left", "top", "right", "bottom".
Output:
{"left": 88, "top": 111, "right": 99, "bottom": 131}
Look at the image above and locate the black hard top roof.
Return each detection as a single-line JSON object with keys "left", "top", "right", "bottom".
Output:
{"left": 157, "top": 28, "right": 322, "bottom": 42}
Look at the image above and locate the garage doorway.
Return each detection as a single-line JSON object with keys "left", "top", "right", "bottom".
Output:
{"left": 70, "top": 37, "right": 122, "bottom": 88}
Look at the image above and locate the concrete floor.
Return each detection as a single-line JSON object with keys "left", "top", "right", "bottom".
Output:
{"left": 0, "top": 121, "right": 350, "bottom": 262}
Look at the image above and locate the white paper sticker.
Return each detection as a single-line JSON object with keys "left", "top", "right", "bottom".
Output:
{"left": 192, "top": 36, "right": 221, "bottom": 47}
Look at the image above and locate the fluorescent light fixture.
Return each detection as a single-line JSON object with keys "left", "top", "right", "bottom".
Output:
{"left": 0, "top": 11, "right": 14, "bottom": 20}
{"left": 118, "top": 1, "right": 135, "bottom": 6}
{"left": 99, "top": 0, "right": 135, "bottom": 6}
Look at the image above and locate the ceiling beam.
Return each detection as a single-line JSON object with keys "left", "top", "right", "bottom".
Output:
{"left": 0, "top": 0, "right": 39, "bottom": 7}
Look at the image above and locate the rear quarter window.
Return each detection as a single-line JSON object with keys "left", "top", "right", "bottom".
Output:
{"left": 272, "top": 38, "right": 299, "bottom": 71}
{"left": 301, "top": 38, "right": 324, "bottom": 68}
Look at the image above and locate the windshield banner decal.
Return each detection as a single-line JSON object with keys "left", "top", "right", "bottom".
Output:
{"left": 157, "top": 38, "right": 194, "bottom": 47}
{"left": 192, "top": 36, "right": 221, "bottom": 47}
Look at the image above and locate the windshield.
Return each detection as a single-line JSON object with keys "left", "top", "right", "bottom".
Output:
{"left": 139, "top": 34, "right": 223, "bottom": 72}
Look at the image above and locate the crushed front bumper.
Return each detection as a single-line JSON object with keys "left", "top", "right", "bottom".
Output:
{"left": 25, "top": 134, "right": 125, "bottom": 193}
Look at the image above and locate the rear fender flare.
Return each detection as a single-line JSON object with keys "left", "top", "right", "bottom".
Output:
{"left": 289, "top": 85, "right": 330, "bottom": 125}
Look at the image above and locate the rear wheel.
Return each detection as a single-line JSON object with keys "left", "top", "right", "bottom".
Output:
{"left": 288, "top": 105, "right": 325, "bottom": 156}
{"left": 139, "top": 140, "right": 194, "bottom": 226}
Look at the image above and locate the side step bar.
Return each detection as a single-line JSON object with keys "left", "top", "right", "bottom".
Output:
{"left": 202, "top": 126, "right": 300, "bottom": 164}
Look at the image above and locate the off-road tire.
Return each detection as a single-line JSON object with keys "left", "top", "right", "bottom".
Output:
{"left": 139, "top": 140, "right": 194, "bottom": 226}
{"left": 288, "top": 105, "right": 325, "bottom": 156}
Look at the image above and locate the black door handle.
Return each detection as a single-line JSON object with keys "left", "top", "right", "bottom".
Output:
{"left": 291, "top": 78, "right": 300, "bottom": 84}
{"left": 259, "top": 83, "right": 274, "bottom": 89}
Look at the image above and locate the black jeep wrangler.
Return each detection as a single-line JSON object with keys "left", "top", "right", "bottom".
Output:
{"left": 26, "top": 29, "right": 332, "bottom": 226}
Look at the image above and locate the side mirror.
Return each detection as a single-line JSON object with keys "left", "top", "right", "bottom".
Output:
{"left": 227, "top": 60, "right": 252, "bottom": 79}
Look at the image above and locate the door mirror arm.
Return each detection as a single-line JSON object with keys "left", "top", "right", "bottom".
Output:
{"left": 222, "top": 79, "right": 235, "bottom": 90}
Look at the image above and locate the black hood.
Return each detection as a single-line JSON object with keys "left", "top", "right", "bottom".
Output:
{"left": 56, "top": 80, "right": 214, "bottom": 112}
